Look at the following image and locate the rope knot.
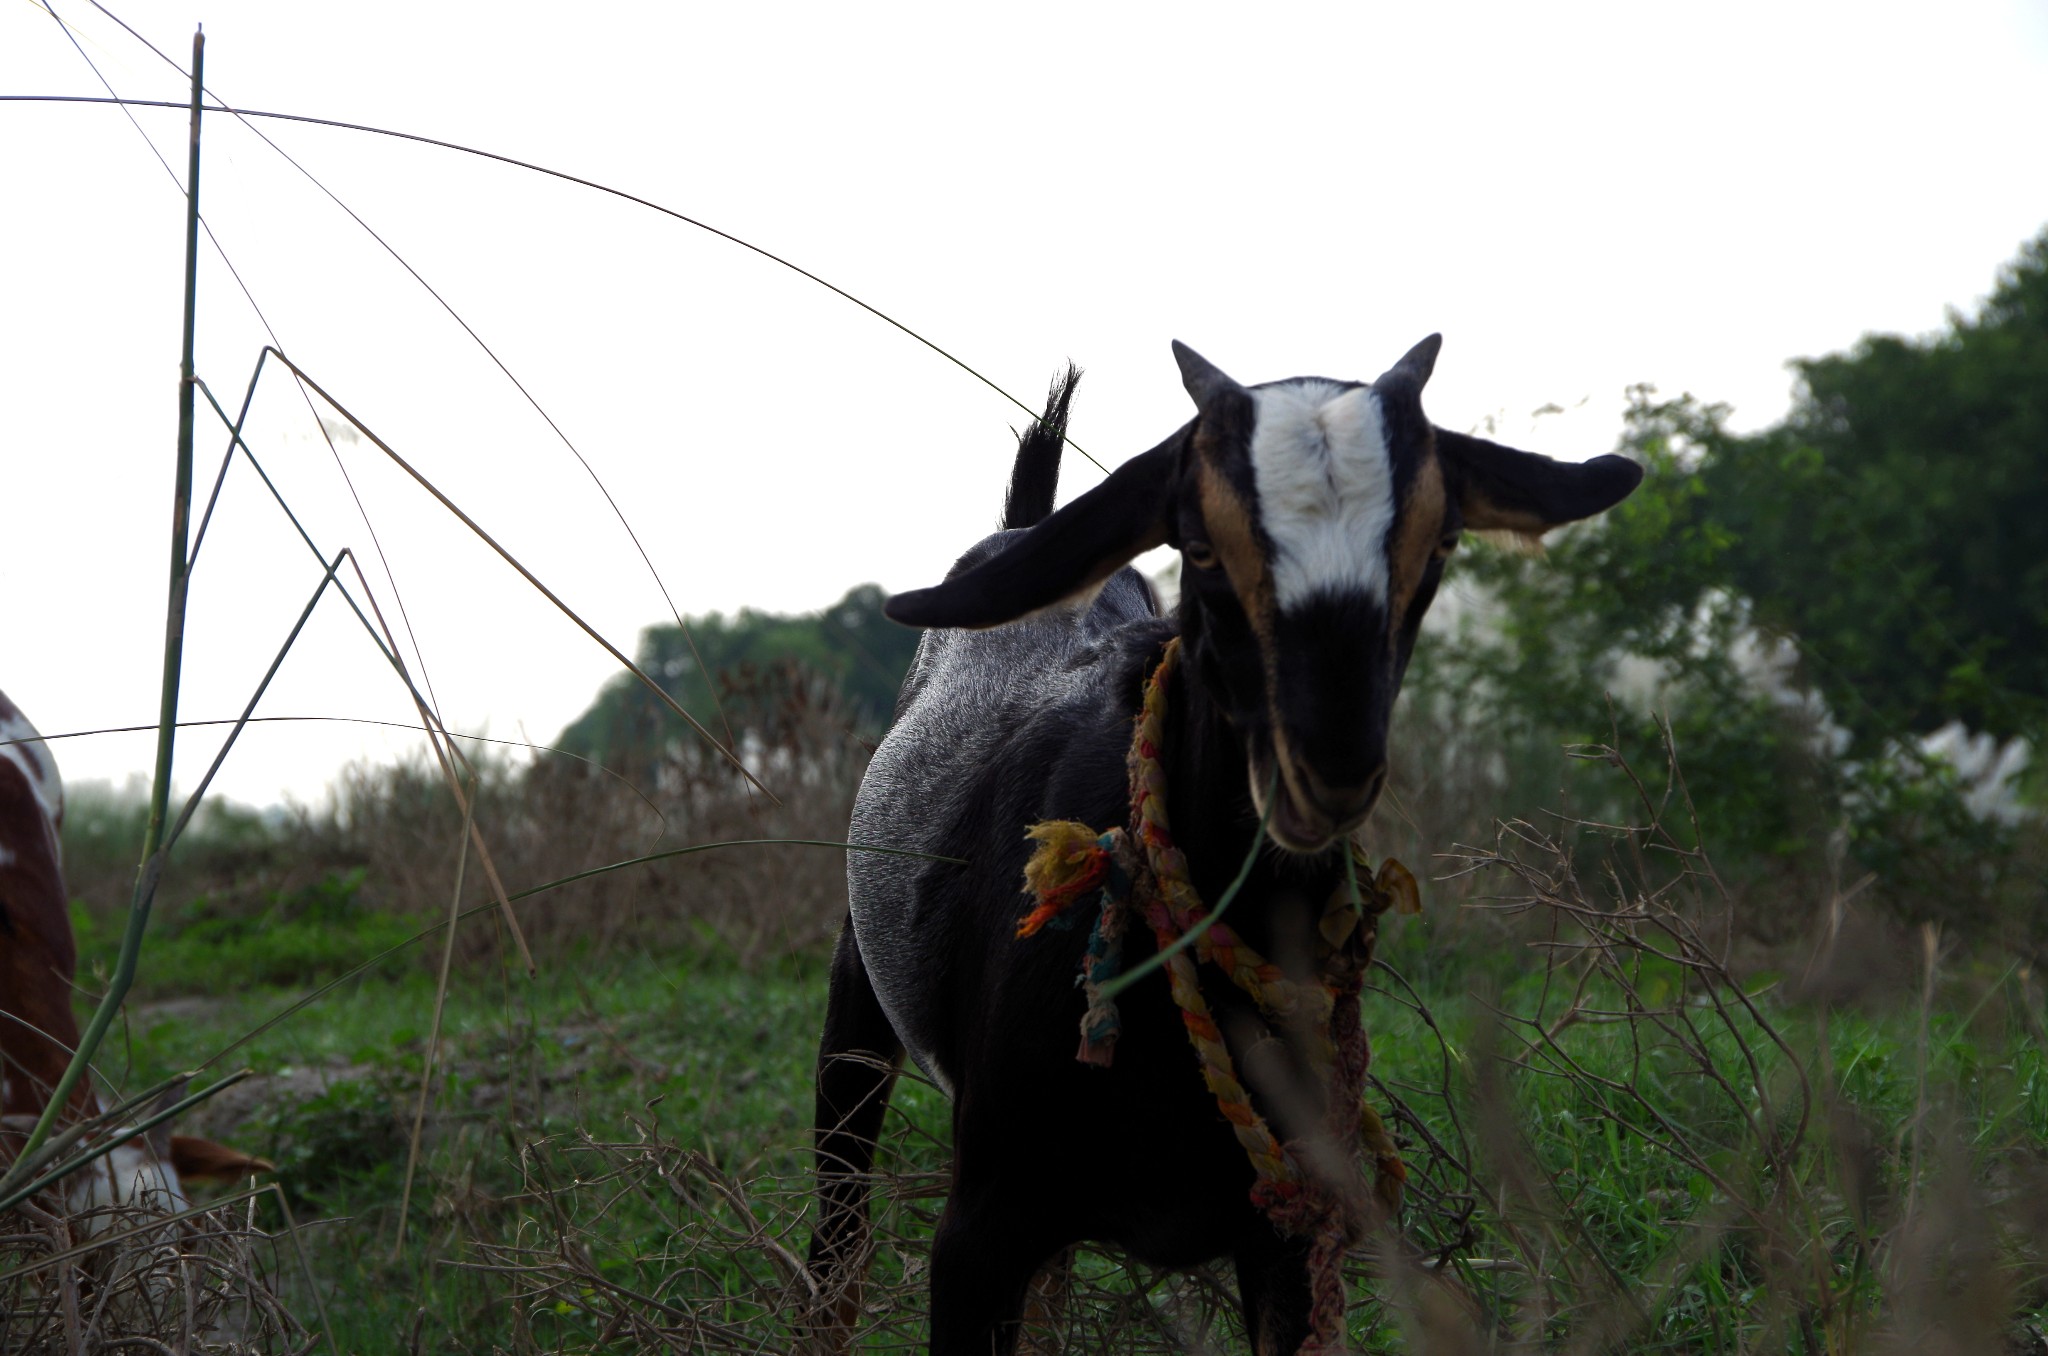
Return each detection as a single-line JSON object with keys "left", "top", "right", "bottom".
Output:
{"left": 1017, "top": 821, "right": 1118, "bottom": 938}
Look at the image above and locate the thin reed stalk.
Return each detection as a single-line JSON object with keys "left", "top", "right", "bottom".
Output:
{"left": 0, "top": 30, "right": 206, "bottom": 1194}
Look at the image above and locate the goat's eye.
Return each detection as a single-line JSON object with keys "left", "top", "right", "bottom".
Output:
{"left": 1184, "top": 541, "right": 1221, "bottom": 571}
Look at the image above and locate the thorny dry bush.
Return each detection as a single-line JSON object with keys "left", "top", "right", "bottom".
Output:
{"left": 57, "top": 663, "right": 870, "bottom": 974}
{"left": 464, "top": 1062, "right": 1261, "bottom": 1355}
{"left": 472, "top": 731, "right": 2048, "bottom": 1353}
{"left": 319, "top": 663, "right": 870, "bottom": 968}
{"left": 0, "top": 1189, "right": 309, "bottom": 1355}
{"left": 1413, "top": 732, "right": 2048, "bottom": 1354}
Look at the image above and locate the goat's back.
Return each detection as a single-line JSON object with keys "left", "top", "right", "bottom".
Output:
{"left": 849, "top": 544, "right": 1167, "bottom": 1094}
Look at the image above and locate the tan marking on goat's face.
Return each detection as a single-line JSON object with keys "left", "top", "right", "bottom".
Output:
{"left": 1387, "top": 451, "right": 1447, "bottom": 624}
{"left": 1194, "top": 449, "right": 1326, "bottom": 838}
{"left": 1194, "top": 452, "right": 1276, "bottom": 660}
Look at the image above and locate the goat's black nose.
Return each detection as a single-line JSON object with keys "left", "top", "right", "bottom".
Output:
{"left": 1302, "top": 762, "right": 1387, "bottom": 827}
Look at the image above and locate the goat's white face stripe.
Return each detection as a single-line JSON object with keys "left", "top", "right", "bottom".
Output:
{"left": 1247, "top": 382, "right": 1395, "bottom": 611}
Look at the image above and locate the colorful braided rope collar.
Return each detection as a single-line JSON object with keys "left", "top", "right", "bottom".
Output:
{"left": 1018, "top": 637, "right": 1415, "bottom": 1353}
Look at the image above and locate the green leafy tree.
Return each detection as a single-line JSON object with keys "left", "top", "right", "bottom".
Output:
{"left": 557, "top": 584, "right": 922, "bottom": 767}
{"left": 1698, "top": 229, "right": 2048, "bottom": 746}
{"left": 1403, "top": 231, "right": 2048, "bottom": 947}
{"left": 1409, "top": 389, "right": 1844, "bottom": 877}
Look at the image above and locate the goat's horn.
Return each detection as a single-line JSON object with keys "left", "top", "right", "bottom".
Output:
{"left": 1378, "top": 333, "right": 1444, "bottom": 392}
{"left": 1171, "top": 341, "right": 1242, "bottom": 407}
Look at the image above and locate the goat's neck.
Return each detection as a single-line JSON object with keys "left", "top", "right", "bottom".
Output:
{"left": 1161, "top": 661, "right": 1345, "bottom": 969}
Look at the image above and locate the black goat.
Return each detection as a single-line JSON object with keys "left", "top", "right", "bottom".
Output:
{"left": 810, "top": 338, "right": 1643, "bottom": 1354}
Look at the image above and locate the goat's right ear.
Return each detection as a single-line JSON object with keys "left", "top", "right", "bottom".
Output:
{"left": 886, "top": 443, "right": 1176, "bottom": 629}
{"left": 1437, "top": 429, "right": 1644, "bottom": 540}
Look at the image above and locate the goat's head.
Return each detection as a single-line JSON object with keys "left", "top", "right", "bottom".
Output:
{"left": 887, "top": 337, "right": 1644, "bottom": 852}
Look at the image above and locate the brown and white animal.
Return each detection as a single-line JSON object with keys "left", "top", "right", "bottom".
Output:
{"left": 0, "top": 689, "right": 268, "bottom": 1224}
{"left": 809, "top": 338, "right": 1642, "bottom": 1353}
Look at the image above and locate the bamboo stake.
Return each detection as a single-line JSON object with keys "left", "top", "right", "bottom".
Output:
{"left": 0, "top": 28, "right": 206, "bottom": 1192}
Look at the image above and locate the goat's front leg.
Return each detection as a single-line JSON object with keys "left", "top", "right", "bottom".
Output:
{"left": 1015, "top": 1245, "right": 1075, "bottom": 1355}
{"left": 927, "top": 1183, "right": 1061, "bottom": 1356}
{"left": 1234, "top": 1228, "right": 1316, "bottom": 1356}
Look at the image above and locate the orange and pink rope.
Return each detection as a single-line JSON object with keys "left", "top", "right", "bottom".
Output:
{"left": 1018, "top": 638, "right": 1415, "bottom": 1352}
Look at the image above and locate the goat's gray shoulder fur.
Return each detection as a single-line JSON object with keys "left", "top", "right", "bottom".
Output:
{"left": 849, "top": 537, "right": 1160, "bottom": 1092}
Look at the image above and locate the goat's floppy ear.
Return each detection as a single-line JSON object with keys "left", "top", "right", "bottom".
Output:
{"left": 1437, "top": 429, "right": 1643, "bottom": 539}
{"left": 886, "top": 442, "right": 1176, "bottom": 629}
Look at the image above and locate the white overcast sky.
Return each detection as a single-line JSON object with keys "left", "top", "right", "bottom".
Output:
{"left": 3, "top": 0, "right": 2045, "bottom": 810}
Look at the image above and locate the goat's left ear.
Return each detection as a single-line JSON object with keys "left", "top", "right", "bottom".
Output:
{"left": 1436, "top": 429, "right": 1644, "bottom": 538}
{"left": 886, "top": 441, "right": 1177, "bottom": 629}
{"left": 1374, "top": 333, "right": 1443, "bottom": 398}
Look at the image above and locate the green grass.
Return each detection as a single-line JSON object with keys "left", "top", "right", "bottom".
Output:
{"left": 1360, "top": 913, "right": 2048, "bottom": 1352}
{"left": 73, "top": 869, "right": 417, "bottom": 996}
{"left": 82, "top": 893, "right": 858, "bottom": 1348}
{"left": 57, "top": 875, "right": 2048, "bottom": 1353}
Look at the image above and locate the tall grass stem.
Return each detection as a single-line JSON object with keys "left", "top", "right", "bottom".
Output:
{"left": 0, "top": 29, "right": 205, "bottom": 1194}
{"left": 0, "top": 92, "right": 1106, "bottom": 476}
{"left": 393, "top": 784, "right": 475, "bottom": 1257}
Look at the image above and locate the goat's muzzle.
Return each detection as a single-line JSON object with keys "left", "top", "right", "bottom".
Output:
{"left": 1256, "top": 761, "right": 1387, "bottom": 854}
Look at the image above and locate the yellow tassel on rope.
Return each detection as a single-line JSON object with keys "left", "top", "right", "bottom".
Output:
{"left": 1018, "top": 821, "right": 1113, "bottom": 937}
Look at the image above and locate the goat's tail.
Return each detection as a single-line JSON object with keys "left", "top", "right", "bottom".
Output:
{"left": 1002, "top": 364, "right": 1081, "bottom": 530}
